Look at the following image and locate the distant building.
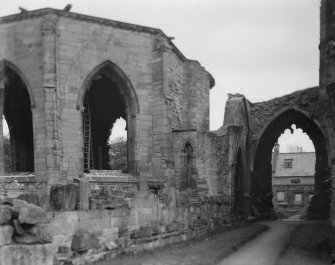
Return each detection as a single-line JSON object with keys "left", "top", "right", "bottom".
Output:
{"left": 271, "top": 143, "right": 315, "bottom": 217}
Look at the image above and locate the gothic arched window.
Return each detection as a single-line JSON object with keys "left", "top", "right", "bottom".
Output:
{"left": 181, "top": 142, "right": 196, "bottom": 190}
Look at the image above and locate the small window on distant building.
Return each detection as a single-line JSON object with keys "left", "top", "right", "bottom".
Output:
{"left": 284, "top": 159, "right": 293, "bottom": 168}
{"left": 294, "top": 193, "right": 302, "bottom": 202}
{"left": 290, "top": 178, "right": 301, "bottom": 184}
{"left": 277, "top": 191, "right": 285, "bottom": 201}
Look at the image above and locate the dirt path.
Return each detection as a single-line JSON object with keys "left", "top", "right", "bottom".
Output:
{"left": 101, "top": 224, "right": 267, "bottom": 265}
{"left": 218, "top": 221, "right": 298, "bottom": 265}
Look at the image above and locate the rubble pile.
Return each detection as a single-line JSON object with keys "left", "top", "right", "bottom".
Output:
{"left": 0, "top": 198, "right": 52, "bottom": 246}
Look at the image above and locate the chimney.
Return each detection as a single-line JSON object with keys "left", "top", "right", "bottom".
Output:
{"left": 272, "top": 142, "right": 280, "bottom": 174}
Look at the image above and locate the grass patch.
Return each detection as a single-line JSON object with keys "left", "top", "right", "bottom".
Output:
{"left": 104, "top": 224, "right": 268, "bottom": 265}
{"left": 276, "top": 221, "right": 332, "bottom": 265}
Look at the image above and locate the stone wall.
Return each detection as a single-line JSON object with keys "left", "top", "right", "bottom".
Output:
{"left": 249, "top": 87, "right": 327, "bottom": 151}
{"left": 272, "top": 184, "right": 314, "bottom": 218}
{"left": 216, "top": 94, "right": 251, "bottom": 217}
{"left": 0, "top": 184, "right": 230, "bottom": 265}
{"left": 0, "top": 8, "right": 213, "bottom": 189}
{"left": 245, "top": 87, "right": 332, "bottom": 218}
{"left": 0, "top": 198, "right": 54, "bottom": 265}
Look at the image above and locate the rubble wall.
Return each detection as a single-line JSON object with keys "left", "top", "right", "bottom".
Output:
{"left": 0, "top": 187, "right": 230, "bottom": 265}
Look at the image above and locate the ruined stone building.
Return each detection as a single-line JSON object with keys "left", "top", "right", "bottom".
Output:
{"left": 0, "top": 0, "right": 335, "bottom": 264}
{"left": 271, "top": 143, "right": 315, "bottom": 218}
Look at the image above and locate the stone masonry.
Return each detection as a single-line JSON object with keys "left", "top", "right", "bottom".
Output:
{"left": 0, "top": 8, "right": 215, "bottom": 186}
{"left": 0, "top": 1, "right": 335, "bottom": 264}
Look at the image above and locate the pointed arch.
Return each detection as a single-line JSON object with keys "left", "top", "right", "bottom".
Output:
{"left": 253, "top": 106, "right": 324, "bottom": 154}
{"left": 180, "top": 138, "right": 197, "bottom": 153}
{"left": 77, "top": 60, "right": 139, "bottom": 115}
{"left": 78, "top": 60, "right": 139, "bottom": 175}
{"left": 251, "top": 107, "right": 330, "bottom": 219}
{"left": 180, "top": 139, "right": 197, "bottom": 190}
{"left": 0, "top": 59, "right": 35, "bottom": 172}
{"left": 0, "top": 59, "right": 35, "bottom": 108}
{"left": 252, "top": 107, "right": 327, "bottom": 168}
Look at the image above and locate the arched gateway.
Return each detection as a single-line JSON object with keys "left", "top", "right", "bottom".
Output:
{"left": 252, "top": 108, "right": 330, "bottom": 219}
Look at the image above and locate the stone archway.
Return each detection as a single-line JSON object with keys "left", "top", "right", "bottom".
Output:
{"left": 0, "top": 60, "right": 35, "bottom": 173}
{"left": 252, "top": 108, "right": 330, "bottom": 219}
{"left": 78, "top": 61, "right": 139, "bottom": 175}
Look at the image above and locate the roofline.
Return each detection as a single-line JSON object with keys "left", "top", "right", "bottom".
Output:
{"left": 0, "top": 8, "right": 188, "bottom": 61}
{"left": 0, "top": 8, "right": 161, "bottom": 34}
{"left": 278, "top": 152, "right": 315, "bottom": 154}
{"left": 273, "top": 175, "right": 315, "bottom": 177}
{"left": 0, "top": 7, "right": 216, "bottom": 88}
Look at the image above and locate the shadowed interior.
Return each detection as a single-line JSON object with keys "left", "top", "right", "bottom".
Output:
{"left": 3, "top": 67, "right": 34, "bottom": 172}
{"left": 83, "top": 71, "right": 126, "bottom": 171}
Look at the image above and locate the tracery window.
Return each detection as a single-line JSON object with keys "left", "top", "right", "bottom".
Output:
{"left": 180, "top": 142, "right": 196, "bottom": 190}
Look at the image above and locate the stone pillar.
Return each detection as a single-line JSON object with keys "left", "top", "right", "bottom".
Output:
{"left": 127, "top": 113, "right": 136, "bottom": 174}
{"left": 0, "top": 80, "right": 5, "bottom": 174}
{"left": 41, "top": 14, "right": 62, "bottom": 185}
{"left": 77, "top": 178, "right": 89, "bottom": 210}
{"left": 227, "top": 125, "right": 243, "bottom": 212}
{"left": 320, "top": 2, "right": 335, "bottom": 245}
{"left": 319, "top": 0, "right": 335, "bottom": 98}
{"left": 151, "top": 36, "right": 173, "bottom": 187}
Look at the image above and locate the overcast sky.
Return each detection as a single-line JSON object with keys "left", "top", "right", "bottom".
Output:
{"left": 0, "top": 0, "right": 319, "bottom": 151}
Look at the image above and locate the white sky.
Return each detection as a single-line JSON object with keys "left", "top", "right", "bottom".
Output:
{"left": 277, "top": 125, "right": 314, "bottom": 152}
{"left": 0, "top": 0, "right": 319, "bottom": 151}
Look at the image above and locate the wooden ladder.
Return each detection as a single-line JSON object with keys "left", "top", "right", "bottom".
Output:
{"left": 83, "top": 99, "right": 94, "bottom": 172}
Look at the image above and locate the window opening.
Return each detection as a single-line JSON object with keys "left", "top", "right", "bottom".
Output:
{"left": 83, "top": 72, "right": 127, "bottom": 172}
{"left": 284, "top": 159, "right": 293, "bottom": 168}
{"left": 290, "top": 178, "right": 301, "bottom": 184}
{"left": 181, "top": 142, "right": 196, "bottom": 190}
{"left": 3, "top": 68, "right": 34, "bottom": 172}
{"left": 277, "top": 191, "right": 285, "bottom": 201}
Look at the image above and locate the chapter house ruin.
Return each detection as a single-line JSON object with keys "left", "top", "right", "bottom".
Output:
{"left": 0, "top": 1, "right": 335, "bottom": 264}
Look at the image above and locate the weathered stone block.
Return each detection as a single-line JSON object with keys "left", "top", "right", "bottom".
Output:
{"left": 13, "top": 199, "right": 48, "bottom": 224}
{"left": 13, "top": 219, "right": 24, "bottom": 236}
{"left": 26, "top": 224, "right": 52, "bottom": 244}
{"left": 0, "top": 197, "right": 13, "bottom": 206}
{"left": 130, "top": 225, "right": 154, "bottom": 239}
{"left": 166, "top": 221, "right": 181, "bottom": 233}
{"left": 0, "top": 244, "right": 53, "bottom": 265}
{"left": 49, "top": 183, "right": 78, "bottom": 211}
{"left": 0, "top": 205, "right": 12, "bottom": 224}
{"left": 115, "top": 237, "right": 129, "bottom": 249}
{"left": 14, "top": 234, "right": 39, "bottom": 244}
{"left": 17, "top": 192, "right": 50, "bottom": 210}
{"left": 104, "top": 240, "right": 117, "bottom": 251}
{"left": 71, "top": 228, "right": 100, "bottom": 252}
{"left": 77, "top": 179, "right": 90, "bottom": 210}
{"left": 0, "top": 225, "right": 13, "bottom": 245}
